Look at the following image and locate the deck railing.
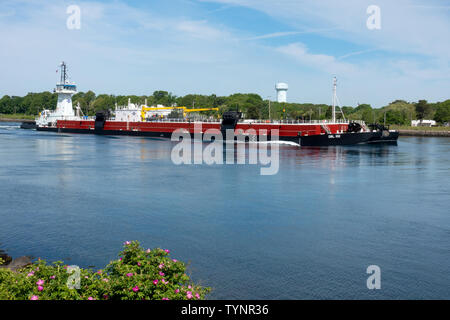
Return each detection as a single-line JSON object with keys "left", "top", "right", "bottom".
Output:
{"left": 134, "top": 118, "right": 358, "bottom": 125}
{"left": 54, "top": 116, "right": 366, "bottom": 126}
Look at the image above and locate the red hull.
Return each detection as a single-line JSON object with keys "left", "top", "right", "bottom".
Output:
{"left": 56, "top": 120, "right": 349, "bottom": 138}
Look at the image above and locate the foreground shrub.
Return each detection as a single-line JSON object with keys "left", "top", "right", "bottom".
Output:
{"left": 0, "top": 241, "right": 210, "bottom": 300}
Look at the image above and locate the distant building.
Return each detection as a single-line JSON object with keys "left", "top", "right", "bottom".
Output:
{"left": 275, "top": 83, "right": 288, "bottom": 103}
{"left": 411, "top": 120, "right": 436, "bottom": 127}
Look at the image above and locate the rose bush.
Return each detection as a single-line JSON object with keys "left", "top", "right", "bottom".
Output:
{"left": 0, "top": 241, "right": 210, "bottom": 300}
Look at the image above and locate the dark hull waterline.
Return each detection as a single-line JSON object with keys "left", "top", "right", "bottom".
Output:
{"left": 36, "top": 126, "right": 399, "bottom": 146}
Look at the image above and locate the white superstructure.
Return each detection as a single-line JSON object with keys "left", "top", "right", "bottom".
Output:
{"left": 275, "top": 82, "right": 288, "bottom": 103}
{"left": 36, "top": 62, "right": 79, "bottom": 127}
{"left": 114, "top": 99, "right": 142, "bottom": 122}
{"left": 114, "top": 99, "right": 172, "bottom": 122}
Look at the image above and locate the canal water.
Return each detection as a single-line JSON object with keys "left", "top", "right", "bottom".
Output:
{"left": 0, "top": 122, "right": 449, "bottom": 299}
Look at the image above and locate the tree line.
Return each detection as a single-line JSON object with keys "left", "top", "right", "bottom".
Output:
{"left": 1, "top": 90, "right": 449, "bottom": 125}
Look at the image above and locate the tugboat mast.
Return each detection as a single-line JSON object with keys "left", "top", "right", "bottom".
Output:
{"left": 54, "top": 61, "right": 76, "bottom": 118}
{"left": 60, "top": 61, "right": 68, "bottom": 84}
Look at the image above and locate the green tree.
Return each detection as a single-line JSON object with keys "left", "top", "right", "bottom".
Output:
{"left": 91, "top": 95, "right": 115, "bottom": 114}
{"left": 385, "top": 110, "right": 408, "bottom": 125}
{"left": 415, "top": 100, "right": 432, "bottom": 120}
{"left": 353, "top": 103, "right": 372, "bottom": 113}
{"left": 84, "top": 90, "right": 96, "bottom": 114}
{"left": 153, "top": 91, "right": 171, "bottom": 105}
{"left": 245, "top": 104, "right": 259, "bottom": 119}
{"left": 434, "top": 100, "right": 450, "bottom": 123}
{"left": 0, "top": 95, "right": 13, "bottom": 113}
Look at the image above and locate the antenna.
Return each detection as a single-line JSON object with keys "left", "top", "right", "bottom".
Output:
{"left": 332, "top": 77, "right": 346, "bottom": 122}
{"left": 332, "top": 77, "right": 337, "bottom": 123}
{"left": 60, "top": 61, "right": 68, "bottom": 84}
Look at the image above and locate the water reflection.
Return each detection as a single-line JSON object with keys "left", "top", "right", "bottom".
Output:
{"left": 35, "top": 135, "right": 77, "bottom": 188}
{"left": 276, "top": 144, "right": 405, "bottom": 169}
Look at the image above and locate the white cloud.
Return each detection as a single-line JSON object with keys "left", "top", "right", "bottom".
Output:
{"left": 0, "top": 0, "right": 236, "bottom": 94}
{"left": 176, "top": 20, "right": 228, "bottom": 39}
{"left": 337, "top": 49, "right": 378, "bottom": 60}
{"left": 202, "top": 0, "right": 450, "bottom": 59}
{"left": 243, "top": 28, "right": 337, "bottom": 40}
{"left": 276, "top": 43, "right": 356, "bottom": 75}
{"left": 0, "top": 0, "right": 448, "bottom": 107}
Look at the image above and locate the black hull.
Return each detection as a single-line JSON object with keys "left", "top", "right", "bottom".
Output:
{"left": 37, "top": 126, "right": 175, "bottom": 138}
{"left": 20, "top": 121, "right": 37, "bottom": 129}
{"left": 298, "top": 131, "right": 399, "bottom": 146}
{"left": 36, "top": 127, "right": 398, "bottom": 146}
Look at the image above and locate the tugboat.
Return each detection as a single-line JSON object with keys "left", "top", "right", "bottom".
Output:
{"left": 32, "top": 62, "right": 398, "bottom": 146}
{"left": 35, "top": 62, "right": 81, "bottom": 129}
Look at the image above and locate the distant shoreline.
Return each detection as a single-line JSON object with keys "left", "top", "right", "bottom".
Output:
{"left": 398, "top": 129, "right": 450, "bottom": 137}
{"left": 0, "top": 114, "right": 35, "bottom": 122}
{"left": 0, "top": 118, "right": 32, "bottom": 122}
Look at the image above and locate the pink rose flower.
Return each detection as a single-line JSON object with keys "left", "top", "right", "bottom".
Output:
{"left": 162, "top": 279, "right": 168, "bottom": 284}
{"left": 36, "top": 279, "right": 45, "bottom": 286}
{"left": 153, "top": 279, "right": 158, "bottom": 285}
{"left": 88, "top": 297, "right": 95, "bottom": 300}
{"left": 164, "top": 249, "right": 170, "bottom": 253}
{"left": 27, "top": 271, "right": 34, "bottom": 277}
{"left": 172, "top": 259, "right": 177, "bottom": 263}
{"left": 102, "top": 278, "right": 109, "bottom": 282}
{"left": 30, "top": 295, "right": 39, "bottom": 300}
{"left": 158, "top": 263, "right": 164, "bottom": 269}
{"left": 195, "top": 293, "right": 200, "bottom": 299}
{"left": 37, "top": 286, "right": 44, "bottom": 292}
{"left": 162, "top": 298, "right": 169, "bottom": 300}
{"left": 132, "top": 286, "right": 139, "bottom": 292}
{"left": 146, "top": 249, "right": 151, "bottom": 253}
{"left": 159, "top": 271, "right": 165, "bottom": 276}
{"left": 186, "top": 291, "right": 193, "bottom": 299}
{"left": 124, "top": 241, "right": 131, "bottom": 245}
{"left": 137, "top": 262, "right": 141, "bottom": 266}
{"left": 175, "top": 289, "right": 180, "bottom": 293}
{"left": 126, "top": 273, "right": 133, "bottom": 277}
{"left": 50, "top": 275, "right": 56, "bottom": 279}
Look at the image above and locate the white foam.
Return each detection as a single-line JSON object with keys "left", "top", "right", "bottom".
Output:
{"left": 257, "top": 140, "right": 300, "bottom": 147}
{"left": 0, "top": 124, "right": 19, "bottom": 130}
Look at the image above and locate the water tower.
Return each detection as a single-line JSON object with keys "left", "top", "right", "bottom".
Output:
{"left": 275, "top": 82, "right": 288, "bottom": 103}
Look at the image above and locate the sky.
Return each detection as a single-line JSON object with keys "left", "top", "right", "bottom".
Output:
{"left": 0, "top": 0, "right": 449, "bottom": 107}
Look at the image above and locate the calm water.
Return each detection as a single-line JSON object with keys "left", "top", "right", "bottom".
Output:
{"left": 0, "top": 122, "right": 449, "bottom": 299}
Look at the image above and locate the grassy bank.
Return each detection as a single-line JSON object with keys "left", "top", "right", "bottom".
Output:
{"left": 391, "top": 125, "right": 449, "bottom": 131}
{"left": 391, "top": 125, "right": 450, "bottom": 137}
{"left": 0, "top": 113, "right": 35, "bottom": 121}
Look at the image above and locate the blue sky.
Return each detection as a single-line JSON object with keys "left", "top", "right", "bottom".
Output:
{"left": 0, "top": 0, "right": 449, "bottom": 107}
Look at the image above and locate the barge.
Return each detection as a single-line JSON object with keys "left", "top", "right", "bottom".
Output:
{"left": 31, "top": 62, "right": 399, "bottom": 146}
